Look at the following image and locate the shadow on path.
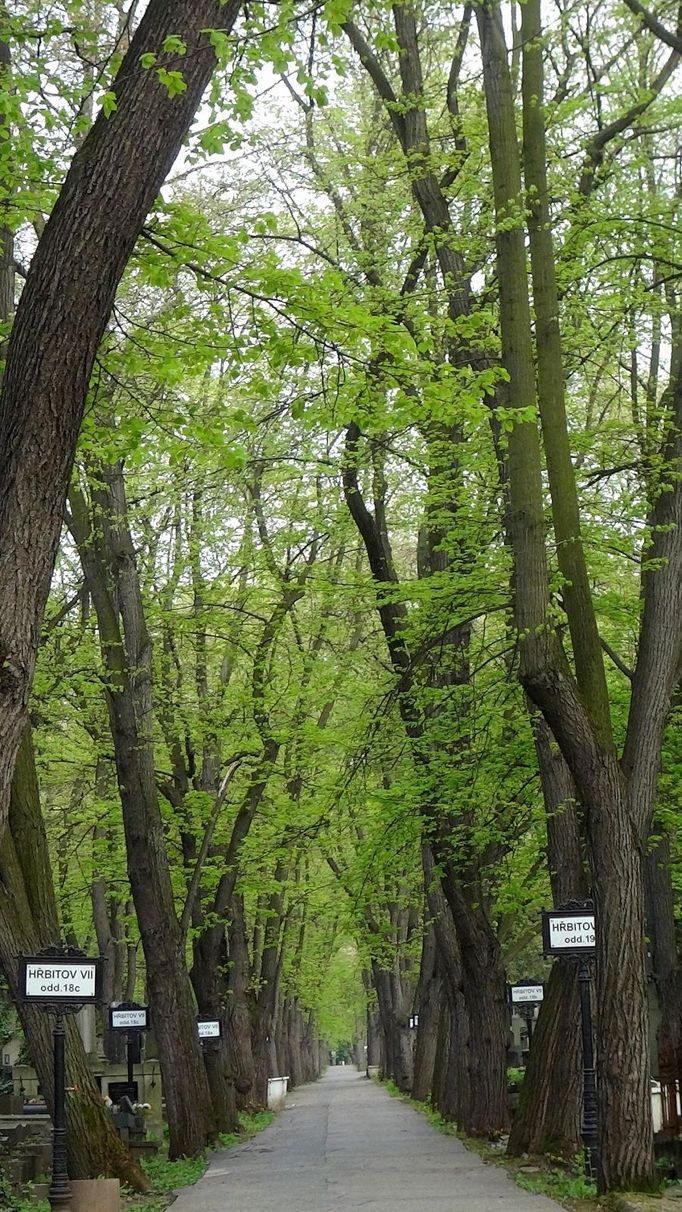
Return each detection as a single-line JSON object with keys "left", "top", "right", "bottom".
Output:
{"left": 171, "top": 1067, "right": 563, "bottom": 1211}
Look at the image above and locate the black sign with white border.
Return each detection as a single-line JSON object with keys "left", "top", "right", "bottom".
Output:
{"left": 110, "top": 1003, "right": 149, "bottom": 1031}
{"left": 508, "top": 982, "right": 544, "bottom": 1006}
{"left": 197, "top": 1018, "right": 222, "bottom": 1040}
{"left": 542, "top": 907, "right": 596, "bottom": 956}
{"left": 20, "top": 954, "right": 102, "bottom": 1004}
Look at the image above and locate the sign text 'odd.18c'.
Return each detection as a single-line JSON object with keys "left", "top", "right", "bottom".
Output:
{"left": 20, "top": 957, "right": 101, "bottom": 1003}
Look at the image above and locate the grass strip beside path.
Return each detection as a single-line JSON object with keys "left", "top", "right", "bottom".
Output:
{"left": 123, "top": 1111, "right": 274, "bottom": 1212}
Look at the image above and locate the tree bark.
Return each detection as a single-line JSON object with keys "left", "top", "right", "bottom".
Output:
{"left": 508, "top": 718, "right": 585, "bottom": 1158}
{"left": 68, "top": 471, "right": 215, "bottom": 1158}
{"left": 0, "top": 0, "right": 241, "bottom": 839}
{"left": 645, "top": 832, "right": 682, "bottom": 1132}
{"left": 411, "top": 924, "right": 440, "bottom": 1103}
{"left": 0, "top": 728, "right": 148, "bottom": 1190}
{"left": 477, "top": 0, "right": 672, "bottom": 1185}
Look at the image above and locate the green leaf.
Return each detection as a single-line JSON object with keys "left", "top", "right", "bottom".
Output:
{"left": 157, "top": 68, "right": 188, "bottom": 98}
{"left": 163, "top": 35, "right": 188, "bottom": 56}
{"left": 101, "top": 91, "right": 118, "bottom": 117}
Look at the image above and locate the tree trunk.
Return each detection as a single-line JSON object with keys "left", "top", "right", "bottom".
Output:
{"left": 224, "top": 895, "right": 257, "bottom": 1109}
{"left": 508, "top": 717, "right": 585, "bottom": 1157}
{"left": 0, "top": 0, "right": 241, "bottom": 840}
{"left": 508, "top": 961, "right": 581, "bottom": 1157}
{"left": 411, "top": 924, "right": 440, "bottom": 1103}
{"left": 478, "top": 0, "right": 661, "bottom": 1185}
{"left": 69, "top": 474, "right": 215, "bottom": 1157}
{"left": 645, "top": 833, "right": 682, "bottom": 1132}
{"left": 422, "top": 846, "right": 470, "bottom": 1126}
{"left": 0, "top": 728, "right": 147, "bottom": 1190}
{"left": 430, "top": 995, "right": 451, "bottom": 1119}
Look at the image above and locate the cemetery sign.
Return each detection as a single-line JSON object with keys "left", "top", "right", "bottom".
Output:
{"left": 110, "top": 1003, "right": 149, "bottom": 1031}
{"left": 541, "top": 908, "right": 595, "bottom": 955}
{"left": 20, "top": 953, "right": 101, "bottom": 1004}
{"left": 509, "top": 982, "right": 544, "bottom": 1005}
{"left": 19, "top": 944, "right": 103, "bottom": 1212}
{"left": 197, "top": 1018, "right": 221, "bottom": 1040}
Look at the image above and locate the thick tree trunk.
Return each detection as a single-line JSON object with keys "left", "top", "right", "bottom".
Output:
{"left": 0, "top": 728, "right": 147, "bottom": 1190}
{"left": 508, "top": 718, "right": 585, "bottom": 1157}
{"left": 592, "top": 777, "right": 653, "bottom": 1187}
{"left": 364, "top": 971, "right": 381, "bottom": 1071}
{"left": 371, "top": 961, "right": 414, "bottom": 1092}
{"left": 508, "top": 962, "right": 581, "bottom": 1157}
{"left": 645, "top": 834, "right": 682, "bottom": 1132}
{"left": 411, "top": 925, "right": 440, "bottom": 1103}
{"left": 221, "top": 895, "right": 257, "bottom": 1109}
{"left": 300, "top": 1011, "right": 320, "bottom": 1083}
{"left": 430, "top": 996, "right": 451, "bottom": 1119}
{"left": 0, "top": 0, "right": 241, "bottom": 840}
{"left": 285, "top": 1000, "right": 305, "bottom": 1089}
{"left": 478, "top": 0, "right": 662, "bottom": 1185}
{"left": 457, "top": 923, "right": 509, "bottom": 1135}
{"left": 69, "top": 475, "right": 215, "bottom": 1157}
{"left": 422, "top": 846, "right": 470, "bottom": 1126}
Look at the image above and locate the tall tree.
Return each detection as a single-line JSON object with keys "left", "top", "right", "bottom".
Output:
{"left": 477, "top": 0, "right": 682, "bottom": 1186}
{"left": 0, "top": 0, "right": 241, "bottom": 841}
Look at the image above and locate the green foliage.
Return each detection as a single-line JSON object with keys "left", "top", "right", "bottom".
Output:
{"left": 218, "top": 1110, "right": 274, "bottom": 1148}
{"left": 315, "top": 943, "right": 366, "bottom": 1049}
{"left": 10, "top": 0, "right": 682, "bottom": 1185}
{"left": 140, "top": 1151, "right": 207, "bottom": 1195}
{"left": 0, "top": 1172, "right": 49, "bottom": 1212}
{"left": 514, "top": 1157, "right": 597, "bottom": 1201}
{"left": 126, "top": 1112, "right": 274, "bottom": 1211}
{"left": 506, "top": 1068, "right": 525, "bottom": 1091}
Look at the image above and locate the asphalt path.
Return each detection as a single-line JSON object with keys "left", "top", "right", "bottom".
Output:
{"left": 171, "top": 1067, "right": 562, "bottom": 1211}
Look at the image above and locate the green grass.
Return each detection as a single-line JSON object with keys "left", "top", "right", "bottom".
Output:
{"left": 514, "top": 1158, "right": 597, "bottom": 1202}
{"left": 383, "top": 1078, "right": 458, "bottom": 1135}
{"left": 507, "top": 1066, "right": 525, "bottom": 1090}
{"left": 0, "top": 1174, "right": 49, "bottom": 1212}
{"left": 379, "top": 1075, "right": 600, "bottom": 1206}
{"left": 124, "top": 1110, "right": 274, "bottom": 1212}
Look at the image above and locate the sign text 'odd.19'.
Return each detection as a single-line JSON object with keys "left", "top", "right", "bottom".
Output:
{"left": 542, "top": 909, "right": 596, "bottom": 956}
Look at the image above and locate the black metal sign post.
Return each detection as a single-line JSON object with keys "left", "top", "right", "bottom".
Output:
{"left": 578, "top": 956, "right": 598, "bottom": 1175}
{"left": 51, "top": 1010, "right": 69, "bottom": 1210}
{"left": 20, "top": 946, "right": 102, "bottom": 1212}
{"left": 542, "top": 901, "right": 597, "bottom": 1180}
{"left": 109, "top": 1002, "right": 149, "bottom": 1102}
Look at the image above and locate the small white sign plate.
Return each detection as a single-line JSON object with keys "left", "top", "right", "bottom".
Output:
{"left": 111, "top": 1008, "right": 148, "bottom": 1030}
{"left": 511, "top": 984, "right": 544, "bottom": 1004}
{"left": 24, "top": 960, "right": 98, "bottom": 1001}
{"left": 547, "top": 912, "right": 595, "bottom": 952}
{"left": 198, "top": 1020, "right": 221, "bottom": 1039}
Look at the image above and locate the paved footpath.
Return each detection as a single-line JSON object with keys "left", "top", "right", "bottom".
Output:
{"left": 171, "top": 1067, "right": 562, "bottom": 1212}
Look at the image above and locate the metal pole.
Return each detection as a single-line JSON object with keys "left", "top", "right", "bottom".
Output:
{"left": 127, "top": 1031, "right": 135, "bottom": 1099}
{"left": 524, "top": 1007, "right": 535, "bottom": 1045}
{"left": 48, "top": 1011, "right": 71, "bottom": 1211}
{"left": 578, "top": 957, "right": 599, "bottom": 1180}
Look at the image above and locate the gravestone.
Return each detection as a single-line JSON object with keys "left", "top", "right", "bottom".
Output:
{"left": 71, "top": 1178, "right": 121, "bottom": 1211}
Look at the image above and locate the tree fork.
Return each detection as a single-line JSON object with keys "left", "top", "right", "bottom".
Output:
{"left": 521, "top": 0, "right": 612, "bottom": 749}
{"left": 477, "top": 0, "right": 655, "bottom": 1186}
